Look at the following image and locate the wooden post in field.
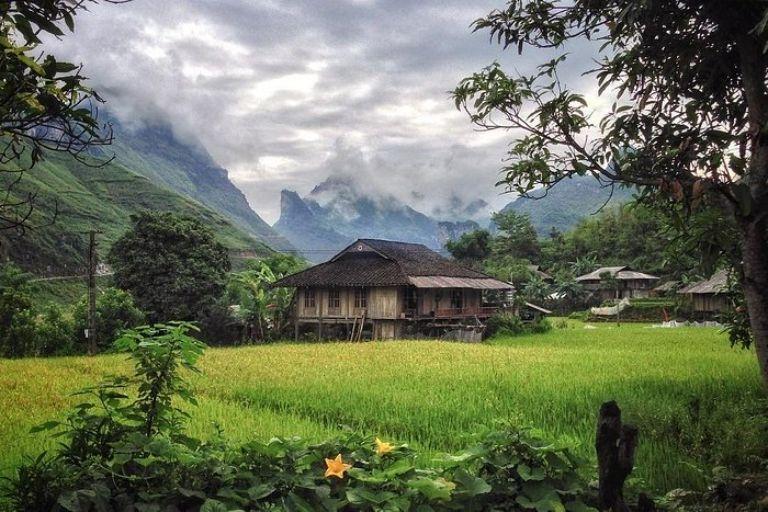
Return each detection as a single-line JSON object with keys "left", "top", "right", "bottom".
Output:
{"left": 86, "top": 230, "right": 98, "bottom": 355}
{"left": 595, "top": 401, "right": 638, "bottom": 512}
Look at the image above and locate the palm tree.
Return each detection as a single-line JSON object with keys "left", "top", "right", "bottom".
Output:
{"left": 522, "top": 275, "right": 551, "bottom": 304}
{"left": 554, "top": 275, "right": 586, "bottom": 313}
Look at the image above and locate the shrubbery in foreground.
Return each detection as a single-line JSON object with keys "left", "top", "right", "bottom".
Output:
{"left": 2, "top": 323, "right": 594, "bottom": 511}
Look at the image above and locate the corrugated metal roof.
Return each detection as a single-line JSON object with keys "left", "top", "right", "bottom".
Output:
{"left": 678, "top": 270, "right": 729, "bottom": 295}
{"left": 524, "top": 302, "right": 552, "bottom": 314}
{"left": 576, "top": 266, "right": 659, "bottom": 282}
{"left": 408, "top": 276, "right": 512, "bottom": 289}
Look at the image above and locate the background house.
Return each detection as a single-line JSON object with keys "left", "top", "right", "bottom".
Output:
{"left": 678, "top": 270, "right": 731, "bottom": 316}
{"left": 274, "top": 239, "right": 514, "bottom": 340}
{"left": 527, "top": 265, "right": 554, "bottom": 283}
{"left": 576, "top": 266, "right": 659, "bottom": 302}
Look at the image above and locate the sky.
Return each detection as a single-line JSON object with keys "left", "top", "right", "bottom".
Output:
{"left": 45, "top": 0, "right": 600, "bottom": 224}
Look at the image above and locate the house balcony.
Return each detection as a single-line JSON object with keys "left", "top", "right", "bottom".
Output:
{"left": 404, "top": 306, "right": 502, "bottom": 319}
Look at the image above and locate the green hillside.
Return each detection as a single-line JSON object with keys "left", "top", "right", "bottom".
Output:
{"left": 101, "top": 116, "right": 293, "bottom": 251}
{"left": 500, "top": 176, "right": 635, "bottom": 235}
{"left": 0, "top": 151, "right": 273, "bottom": 273}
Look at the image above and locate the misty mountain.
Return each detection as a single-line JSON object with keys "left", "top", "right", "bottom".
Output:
{"left": 98, "top": 113, "right": 293, "bottom": 251}
{"left": 273, "top": 174, "right": 480, "bottom": 262}
{"left": 498, "top": 176, "right": 635, "bottom": 235}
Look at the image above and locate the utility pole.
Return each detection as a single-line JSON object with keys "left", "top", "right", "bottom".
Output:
{"left": 87, "top": 230, "right": 98, "bottom": 355}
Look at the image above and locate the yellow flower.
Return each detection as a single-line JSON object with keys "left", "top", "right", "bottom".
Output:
{"left": 324, "top": 454, "right": 352, "bottom": 479}
{"left": 375, "top": 437, "right": 394, "bottom": 456}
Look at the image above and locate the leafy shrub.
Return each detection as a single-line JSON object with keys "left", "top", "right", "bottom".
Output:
{"left": 529, "top": 317, "right": 553, "bottom": 334}
{"left": 568, "top": 310, "right": 589, "bottom": 321}
{"left": 0, "top": 264, "right": 38, "bottom": 357}
{"left": 73, "top": 287, "right": 145, "bottom": 351}
{"left": 486, "top": 313, "right": 552, "bottom": 338}
{"left": 486, "top": 312, "right": 526, "bottom": 337}
{"left": 3, "top": 322, "right": 596, "bottom": 512}
{"left": 34, "top": 304, "right": 76, "bottom": 356}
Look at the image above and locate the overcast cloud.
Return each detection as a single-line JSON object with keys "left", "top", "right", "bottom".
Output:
{"left": 44, "top": 0, "right": 599, "bottom": 223}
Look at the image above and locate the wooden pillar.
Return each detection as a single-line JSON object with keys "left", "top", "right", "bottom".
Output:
{"left": 318, "top": 288, "right": 324, "bottom": 340}
{"left": 86, "top": 230, "right": 98, "bottom": 355}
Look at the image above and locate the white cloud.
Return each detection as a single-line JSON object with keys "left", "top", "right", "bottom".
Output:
{"left": 42, "top": 0, "right": 602, "bottom": 224}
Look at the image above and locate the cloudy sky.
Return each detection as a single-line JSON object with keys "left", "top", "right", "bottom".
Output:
{"left": 45, "top": 0, "right": 599, "bottom": 223}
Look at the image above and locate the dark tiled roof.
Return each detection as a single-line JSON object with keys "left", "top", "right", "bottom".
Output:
{"left": 274, "top": 238, "right": 499, "bottom": 287}
{"left": 359, "top": 239, "right": 490, "bottom": 278}
{"left": 275, "top": 252, "right": 408, "bottom": 287}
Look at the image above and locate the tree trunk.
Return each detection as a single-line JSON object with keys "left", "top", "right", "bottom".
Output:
{"left": 734, "top": 27, "right": 768, "bottom": 389}
{"left": 595, "top": 401, "right": 638, "bottom": 512}
{"left": 740, "top": 216, "right": 768, "bottom": 388}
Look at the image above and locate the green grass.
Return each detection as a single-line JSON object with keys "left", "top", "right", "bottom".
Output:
{"left": 0, "top": 322, "right": 764, "bottom": 494}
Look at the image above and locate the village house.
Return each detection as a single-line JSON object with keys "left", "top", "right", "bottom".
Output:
{"left": 273, "top": 238, "right": 516, "bottom": 340}
{"left": 575, "top": 266, "right": 659, "bottom": 302}
{"left": 527, "top": 265, "right": 554, "bottom": 283}
{"left": 678, "top": 269, "right": 731, "bottom": 316}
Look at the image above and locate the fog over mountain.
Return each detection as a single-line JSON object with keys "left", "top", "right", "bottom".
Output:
{"left": 39, "top": 0, "right": 603, "bottom": 225}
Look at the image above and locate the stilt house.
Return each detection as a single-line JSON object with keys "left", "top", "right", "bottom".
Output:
{"left": 273, "top": 238, "right": 514, "bottom": 340}
{"left": 678, "top": 269, "right": 731, "bottom": 316}
{"left": 575, "top": 266, "right": 659, "bottom": 301}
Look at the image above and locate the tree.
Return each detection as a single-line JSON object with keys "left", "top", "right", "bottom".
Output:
{"left": 109, "top": 212, "right": 230, "bottom": 323}
{"left": 0, "top": 262, "right": 36, "bottom": 356}
{"left": 553, "top": 272, "right": 585, "bottom": 313}
{"left": 453, "top": 1, "right": 768, "bottom": 386}
{"left": 224, "top": 254, "right": 305, "bottom": 341}
{"left": 0, "top": 1, "right": 128, "bottom": 234}
{"left": 492, "top": 210, "right": 540, "bottom": 260}
{"left": 446, "top": 229, "right": 492, "bottom": 265}
{"left": 522, "top": 274, "right": 550, "bottom": 303}
{"left": 73, "top": 287, "right": 145, "bottom": 351}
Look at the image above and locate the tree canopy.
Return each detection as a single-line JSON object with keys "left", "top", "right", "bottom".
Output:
{"left": 0, "top": 1, "right": 127, "bottom": 233}
{"left": 108, "top": 212, "right": 231, "bottom": 323}
{"left": 453, "top": 0, "right": 768, "bottom": 386}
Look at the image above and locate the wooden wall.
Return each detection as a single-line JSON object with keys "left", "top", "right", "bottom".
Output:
{"left": 297, "top": 286, "right": 400, "bottom": 320}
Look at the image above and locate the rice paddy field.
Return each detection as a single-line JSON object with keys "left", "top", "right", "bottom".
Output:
{"left": 0, "top": 321, "right": 765, "bottom": 494}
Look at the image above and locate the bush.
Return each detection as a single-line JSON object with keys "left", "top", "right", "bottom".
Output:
{"left": 73, "top": 288, "right": 145, "bottom": 351}
{"left": 529, "top": 317, "right": 553, "bottom": 334}
{"left": 0, "top": 264, "right": 38, "bottom": 357}
{"left": 486, "top": 312, "right": 526, "bottom": 337}
{"left": 486, "top": 313, "right": 552, "bottom": 338}
{"left": 568, "top": 310, "right": 589, "bottom": 321}
{"left": 34, "top": 305, "right": 76, "bottom": 356}
{"left": 3, "top": 323, "right": 596, "bottom": 511}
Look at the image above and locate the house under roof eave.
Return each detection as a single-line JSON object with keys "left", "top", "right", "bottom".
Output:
{"left": 575, "top": 265, "right": 659, "bottom": 282}
{"left": 678, "top": 269, "right": 730, "bottom": 295}
{"left": 273, "top": 238, "right": 521, "bottom": 341}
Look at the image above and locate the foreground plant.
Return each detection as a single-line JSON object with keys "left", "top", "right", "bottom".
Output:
{"left": 1, "top": 322, "right": 597, "bottom": 511}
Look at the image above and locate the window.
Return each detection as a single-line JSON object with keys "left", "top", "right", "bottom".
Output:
{"left": 450, "top": 289, "right": 463, "bottom": 309}
{"left": 328, "top": 289, "right": 341, "bottom": 310}
{"left": 404, "top": 287, "right": 418, "bottom": 310}
{"left": 304, "top": 289, "right": 316, "bottom": 308}
{"left": 354, "top": 288, "right": 368, "bottom": 309}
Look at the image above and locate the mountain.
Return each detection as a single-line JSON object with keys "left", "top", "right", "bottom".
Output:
{"left": 0, "top": 149, "right": 274, "bottom": 274}
{"left": 498, "top": 176, "right": 635, "bottom": 235}
{"left": 273, "top": 175, "right": 479, "bottom": 262}
{"left": 272, "top": 190, "right": 352, "bottom": 261}
{"left": 98, "top": 114, "right": 293, "bottom": 251}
